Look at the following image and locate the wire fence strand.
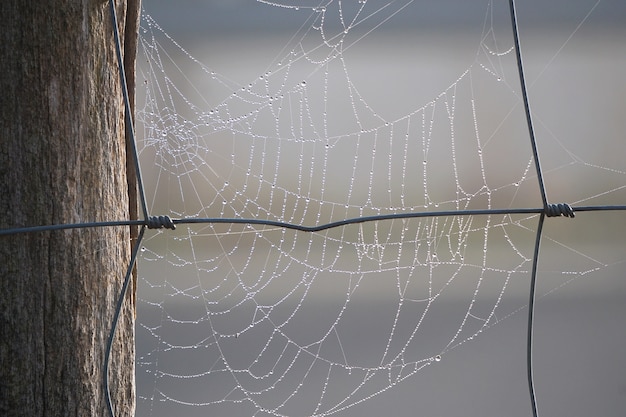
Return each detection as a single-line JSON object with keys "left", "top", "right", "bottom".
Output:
{"left": 2, "top": 204, "right": 625, "bottom": 237}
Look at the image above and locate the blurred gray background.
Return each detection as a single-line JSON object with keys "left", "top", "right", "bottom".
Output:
{"left": 134, "top": 1, "right": 626, "bottom": 416}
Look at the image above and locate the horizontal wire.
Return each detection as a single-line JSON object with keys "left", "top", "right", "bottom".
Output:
{"left": 0, "top": 220, "right": 147, "bottom": 235}
{"left": 1, "top": 204, "right": 624, "bottom": 236}
{"left": 175, "top": 208, "right": 544, "bottom": 232}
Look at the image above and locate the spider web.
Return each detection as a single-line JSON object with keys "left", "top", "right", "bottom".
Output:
{"left": 134, "top": 1, "right": 626, "bottom": 416}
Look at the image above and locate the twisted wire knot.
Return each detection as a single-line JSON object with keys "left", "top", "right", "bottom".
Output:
{"left": 146, "top": 215, "right": 176, "bottom": 230}
{"left": 545, "top": 203, "right": 575, "bottom": 218}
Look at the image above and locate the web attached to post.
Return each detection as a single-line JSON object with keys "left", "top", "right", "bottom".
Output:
{"left": 134, "top": 1, "right": 626, "bottom": 416}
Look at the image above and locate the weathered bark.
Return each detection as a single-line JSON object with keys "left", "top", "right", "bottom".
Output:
{"left": 0, "top": 0, "right": 139, "bottom": 416}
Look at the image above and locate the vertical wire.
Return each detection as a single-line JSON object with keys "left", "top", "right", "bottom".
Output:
{"left": 106, "top": 2, "right": 148, "bottom": 417}
{"left": 508, "top": 0, "right": 548, "bottom": 209}
{"left": 104, "top": 225, "right": 146, "bottom": 417}
{"left": 526, "top": 213, "right": 545, "bottom": 417}
{"left": 508, "top": 1, "right": 545, "bottom": 416}
{"left": 109, "top": 0, "right": 149, "bottom": 221}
